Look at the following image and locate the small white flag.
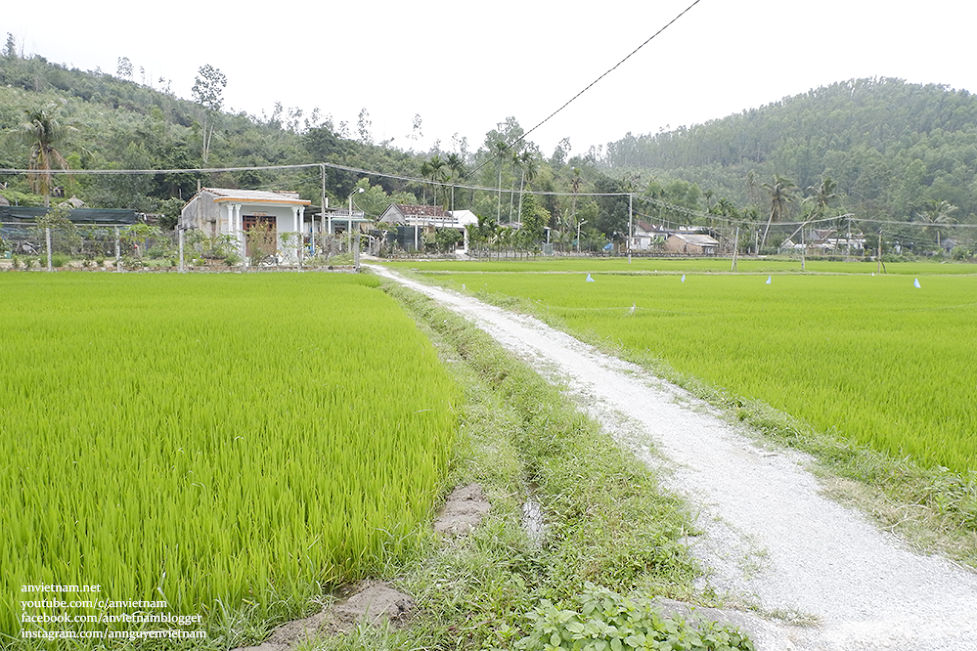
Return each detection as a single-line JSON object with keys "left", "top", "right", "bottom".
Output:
{"left": 914, "top": 278, "right": 921, "bottom": 288}
{"left": 586, "top": 273, "right": 595, "bottom": 282}
{"left": 681, "top": 274, "right": 686, "bottom": 283}
{"left": 765, "top": 275, "right": 772, "bottom": 285}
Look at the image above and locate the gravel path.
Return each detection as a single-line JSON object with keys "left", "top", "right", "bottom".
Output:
{"left": 373, "top": 266, "right": 977, "bottom": 651}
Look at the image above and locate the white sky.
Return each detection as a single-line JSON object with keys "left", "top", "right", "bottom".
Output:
{"left": 4, "top": 0, "right": 977, "bottom": 159}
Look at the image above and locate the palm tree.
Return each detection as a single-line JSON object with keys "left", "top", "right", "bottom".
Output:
{"left": 760, "top": 175, "right": 797, "bottom": 251}
{"left": 745, "top": 169, "right": 761, "bottom": 207}
{"left": 492, "top": 140, "right": 509, "bottom": 223}
{"left": 742, "top": 206, "right": 761, "bottom": 254}
{"left": 10, "top": 101, "right": 80, "bottom": 207}
{"left": 806, "top": 175, "right": 838, "bottom": 229}
{"left": 569, "top": 167, "right": 582, "bottom": 230}
{"left": 703, "top": 189, "right": 714, "bottom": 213}
{"left": 808, "top": 176, "right": 837, "bottom": 214}
{"left": 916, "top": 199, "right": 958, "bottom": 249}
{"left": 445, "top": 153, "right": 465, "bottom": 212}
{"left": 420, "top": 154, "right": 447, "bottom": 207}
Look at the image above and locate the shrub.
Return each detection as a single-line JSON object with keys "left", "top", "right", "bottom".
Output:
{"left": 516, "top": 583, "right": 754, "bottom": 651}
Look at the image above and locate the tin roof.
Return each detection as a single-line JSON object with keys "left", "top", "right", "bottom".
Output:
{"left": 203, "top": 188, "right": 311, "bottom": 206}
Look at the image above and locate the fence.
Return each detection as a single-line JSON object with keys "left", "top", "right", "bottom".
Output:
{"left": 0, "top": 222, "right": 371, "bottom": 271}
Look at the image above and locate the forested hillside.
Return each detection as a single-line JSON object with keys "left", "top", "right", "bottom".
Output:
{"left": 0, "top": 52, "right": 426, "bottom": 220}
{"left": 603, "top": 78, "right": 977, "bottom": 226}
{"left": 2, "top": 47, "right": 975, "bottom": 256}
{"left": 0, "top": 49, "right": 635, "bottom": 252}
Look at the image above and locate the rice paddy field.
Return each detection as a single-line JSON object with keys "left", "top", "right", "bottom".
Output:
{"left": 0, "top": 273, "right": 456, "bottom": 642}
{"left": 392, "top": 258, "right": 977, "bottom": 475}
{"left": 384, "top": 256, "right": 977, "bottom": 275}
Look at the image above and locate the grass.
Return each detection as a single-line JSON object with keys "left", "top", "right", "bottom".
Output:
{"left": 0, "top": 274, "right": 457, "bottom": 649}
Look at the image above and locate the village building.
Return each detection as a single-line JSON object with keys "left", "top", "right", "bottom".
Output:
{"left": 179, "top": 188, "right": 311, "bottom": 260}
{"left": 378, "top": 204, "right": 478, "bottom": 251}
{"left": 632, "top": 220, "right": 669, "bottom": 251}
{"left": 663, "top": 232, "right": 720, "bottom": 255}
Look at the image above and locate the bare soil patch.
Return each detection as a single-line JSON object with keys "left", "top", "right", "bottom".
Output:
{"left": 434, "top": 482, "right": 491, "bottom": 537}
{"left": 232, "top": 581, "right": 415, "bottom": 651}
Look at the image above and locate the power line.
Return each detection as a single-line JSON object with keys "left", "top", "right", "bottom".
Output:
{"left": 514, "top": 0, "right": 704, "bottom": 151}
{"left": 636, "top": 196, "right": 977, "bottom": 229}
{"left": 0, "top": 162, "right": 631, "bottom": 198}
{"left": 5, "top": 163, "right": 975, "bottom": 230}
{"left": 464, "top": 0, "right": 705, "bottom": 179}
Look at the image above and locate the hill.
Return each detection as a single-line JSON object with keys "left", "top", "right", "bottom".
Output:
{"left": 3, "top": 51, "right": 975, "bottom": 255}
{"left": 603, "top": 78, "right": 977, "bottom": 225}
{"left": 0, "top": 52, "right": 424, "bottom": 218}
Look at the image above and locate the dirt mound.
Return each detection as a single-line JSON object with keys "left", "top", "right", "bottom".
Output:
{"left": 434, "top": 483, "right": 491, "bottom": 536}
{"left": 232, "top": 580, "right": 415, "bottom": 651}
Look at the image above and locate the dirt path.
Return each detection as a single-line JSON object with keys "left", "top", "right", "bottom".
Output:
{"left": 372, "top": 266, "right": 977, "bottom": 651}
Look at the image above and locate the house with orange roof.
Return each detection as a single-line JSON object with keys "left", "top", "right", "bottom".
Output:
{"left": 179, "top": 188, "right": 312, "bottom": 261}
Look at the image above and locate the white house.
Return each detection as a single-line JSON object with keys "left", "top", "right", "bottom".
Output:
{"left": 180, "top": 188, "right": 312, "bottom": 261}
{"left": 632, "top": 220, "right": 669, "bottom": 251}
{"left": 448, "top": 210, "right": 479, "bottom": 252}
{"left": 378, "top": 204, "right": 478, "bottom": 251}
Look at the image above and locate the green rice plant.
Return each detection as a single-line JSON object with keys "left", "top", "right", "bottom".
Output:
{"left": 381, "top": 257, "right": 977, "bottom": 276}
{"left": 0, "top": 274, "right": 457, "bottom": 646}
{"left": 427, "top": 272, "right": 977, "bottom": 475}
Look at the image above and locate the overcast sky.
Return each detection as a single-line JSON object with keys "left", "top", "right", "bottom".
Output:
{"left": 4, "top": 0, "right": 977, "bottom": 159}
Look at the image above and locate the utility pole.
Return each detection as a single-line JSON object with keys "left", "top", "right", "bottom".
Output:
{"left": 628, "top": 193, "right": 633, "bottom": 264}
{"left": 801, "top": 222, "right": 806, "bottom": 272}
{"left": 877, "top": 228, "right": 883, "bottom": 274}
{"left": 320, "top": 164, "right": 327, "bottom": 256}
{"left": 731, "top": 226, "right": 739, "bottom": 271}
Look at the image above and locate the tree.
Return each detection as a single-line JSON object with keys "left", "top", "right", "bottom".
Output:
{"left": 551, "top": 137, "right": 571, "bottom": 166}
{"left": 916, "top": 199, "right": 958, "bottom": 249}
{"left": 357, "top": 108, "right": 372, "bottom": 144}
{"left": 742, "top": 206, "right": 762, "bottom": 254}
{"left": 116, "top": 56, "right": 133, "bottom": 80}
{"left": 3, "top": 33, "right": 16, "bottom": 59}
{"left": 515, "top": 150, "right": 540, "bottom": 227}
{"left": 9, "top": 101, "right": 80, "bottom": 207}
{"left": 519, "top": 191, "right": 547, "bottom": 246}
{"left": 491, "top": 139, "right": 509, "bottom": 223}
{"left": 191, "top": 64, "right": 227, "bottom": 164}
{"left": 408, "top": 113, "right": 423, "bottom": 145}
{"left": 808, "top": 176, "right": 838, "bottom": 215}
{"left": 434, "top": 227, "right": 462, "bottom": 253}
{"left": 806, "top": 175, "right": 839, "bottom": 234}
{"left": 760, "top": 175, "right": 797, "bottom": 250}
{"left": 120, "top": 223, "right": 161, "bottom": 259}
{"left": 445, "top": 152, "right": 465, "bottom": 211}
{"left": 468, "top": 214, "right": 499, "bottom": 257}
{"left": 569, "top": 167, "right": 583, "bottom": 237}
{"left": 420, "top": 154, "right": 447, "bottom": 207}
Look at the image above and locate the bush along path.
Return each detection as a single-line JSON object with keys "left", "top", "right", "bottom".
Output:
{"left": 369, "top": 265, "right": 977, "bottom": 651}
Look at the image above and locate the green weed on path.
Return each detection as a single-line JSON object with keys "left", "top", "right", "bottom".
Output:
{"left": 307, "top": 282, "right": 753, "bottom": 651}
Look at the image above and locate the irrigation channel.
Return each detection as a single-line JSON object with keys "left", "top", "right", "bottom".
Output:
{"left": 369, "top": 265, "right": 977, "bottom": 651}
